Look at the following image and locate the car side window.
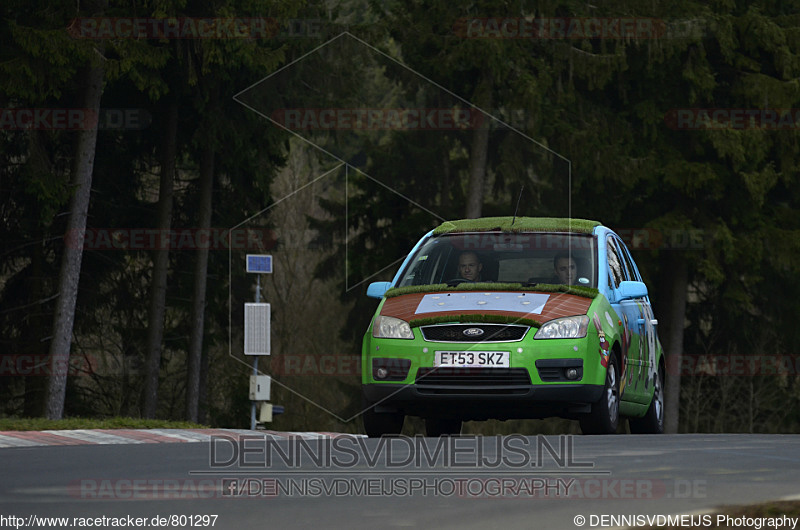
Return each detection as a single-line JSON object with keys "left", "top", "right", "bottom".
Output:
{"left": 617, "top": 240, "right": 642, "bottom": 282}
{"left": 606, "top": 236, "right": 624, "bottom": 288}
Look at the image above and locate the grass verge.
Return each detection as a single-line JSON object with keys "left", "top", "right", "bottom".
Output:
{"left": 643, "top": 500, "right": 800, "bottom": 529}
{"left": 0, "top": 417, "right": 206, "bottom": 431}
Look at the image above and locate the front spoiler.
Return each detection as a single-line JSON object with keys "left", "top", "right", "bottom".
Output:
{"left": 363, "top": 383, "right": 604, "bottom": 421}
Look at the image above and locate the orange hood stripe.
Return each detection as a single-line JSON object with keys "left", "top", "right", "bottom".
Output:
{"left": 381, "top": 291, "right": 593, "bottom": 324}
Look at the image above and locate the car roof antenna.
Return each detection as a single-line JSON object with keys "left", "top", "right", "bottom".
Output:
{"left": 510, "top": 185, "right": 524, "bottom": 227}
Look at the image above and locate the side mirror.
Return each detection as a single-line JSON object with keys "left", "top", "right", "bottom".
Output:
{"left": 367, "top": 281, "right": 392, "bottom": 299}
{"left": 618, "top": 280, "right": 648, "bottom": 299}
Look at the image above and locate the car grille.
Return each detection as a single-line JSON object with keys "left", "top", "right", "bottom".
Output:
{"left": 415, "top": 367, "right": 531, "bottom": 395}
{"left": 420, "top": 324, "right": 529, "bottom": 342}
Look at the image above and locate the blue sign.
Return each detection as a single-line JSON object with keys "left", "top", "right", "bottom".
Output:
{"left": 246, "top": 254, "right": 272, "bottom": 274}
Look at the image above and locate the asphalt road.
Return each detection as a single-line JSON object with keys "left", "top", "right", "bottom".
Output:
{"left": 1, "top": 434, "right": 799, "bottom": 529}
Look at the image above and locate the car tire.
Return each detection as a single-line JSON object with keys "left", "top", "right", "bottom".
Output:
{"left": 580, "top": 355, "right": 620, "bottom": 435}
{"left": 629, "top": 363, "right": 665, "bottom": 434}
{"left": 425, "top": 417, "right": 462, "bottom": 437}
{"left": 362, "top": 395, "right": 404, "bottom": 438}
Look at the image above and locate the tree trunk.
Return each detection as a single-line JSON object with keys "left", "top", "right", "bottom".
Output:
{"left": 185, "top": 146, "right": 214, "bottom": 422}
{"left": 24, "top": 236, "right": 47, "bottom": 416}
{"left": 662, "top": 252, "right": 688, "bottom": 434}
{"left": 44, "top": 56, "right": 105, "bottom": 419}
{"left": 142, "top": 101, "right": 178, "bottom": 418}
{"left": 465, "top": 85, "right": 491, "bottom": 219}
{"left": 24, "top": 130, "right": 53, "bottom": 416}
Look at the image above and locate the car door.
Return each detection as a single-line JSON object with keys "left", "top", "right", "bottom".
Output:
{"left": 618, "top": 240, "right": 659, "bottom": 396}
{"left": 606, "top": 235, "right": 648, "bottom": 403}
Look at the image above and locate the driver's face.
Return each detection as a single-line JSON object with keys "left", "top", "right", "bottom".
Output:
{"left": 458, "top": 253, "right": 482, "bottom": 281}
{"left": 555, "top": 257, "right": 577, "bottom": 285}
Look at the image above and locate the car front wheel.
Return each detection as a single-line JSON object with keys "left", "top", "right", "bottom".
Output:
{"left": 362, "top": 395, "right": 404, "bottom": 438}
{"left": 580, "top": 356, "right": 620, "bottom": 435}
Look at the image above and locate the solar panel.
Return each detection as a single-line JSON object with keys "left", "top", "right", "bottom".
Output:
{"left": 244, "top": 303, "right": 270, "bottom": 355}
{"left": 246, "top": 254, "right": 272, "bottom": 273}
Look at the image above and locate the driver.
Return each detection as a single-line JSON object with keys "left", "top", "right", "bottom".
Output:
{"left": 458, "top": 251, "right": 483, "bottom": 282}
{"left": 553, "top": 251, "right": 578, "bottom": 285}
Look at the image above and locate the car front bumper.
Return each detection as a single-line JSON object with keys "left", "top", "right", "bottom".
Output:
{"left": 363, "top": 382, "right": 604, "bottom": 421}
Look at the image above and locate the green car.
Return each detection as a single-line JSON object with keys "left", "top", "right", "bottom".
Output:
{"left": 361, "top": 217, "right": 665, "bottom": 436}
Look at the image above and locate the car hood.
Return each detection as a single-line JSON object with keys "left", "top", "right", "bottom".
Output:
{"left": 379, "top": 290, "right": 595, "bottom": 326}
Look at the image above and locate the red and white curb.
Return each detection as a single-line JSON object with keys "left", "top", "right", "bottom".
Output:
{"left": 0, "top": 429, "right": 364, "bottom": 448}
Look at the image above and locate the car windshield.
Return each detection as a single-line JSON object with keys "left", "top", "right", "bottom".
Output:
{"left": 396, "top": 232, "right": 598, "bottom": 288}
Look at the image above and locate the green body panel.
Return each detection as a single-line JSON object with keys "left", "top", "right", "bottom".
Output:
{"left": 364, "top": 292, "right": 609, "bottom": 388}
{"left": 620, "top": 401, "right": 649, "bottom": 417}
{"left": 362, "top": 289, "right": 663, "bottom": 419}
{"left": 363, "top": 325, "right": 606, "bottom": 387}
{"left": 583, "top": 295, "right": 664, "bottom": 414}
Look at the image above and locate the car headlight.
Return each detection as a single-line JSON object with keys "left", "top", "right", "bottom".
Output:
{"left": 534, "top": 315, "right": 589, "bottom": 339}
{"left": 372, "top": 315, "right": 414, "bottom": 339}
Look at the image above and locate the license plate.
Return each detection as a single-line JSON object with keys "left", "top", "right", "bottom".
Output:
{"left": 434, "top": 351, "right": 510, "bottom": 367}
